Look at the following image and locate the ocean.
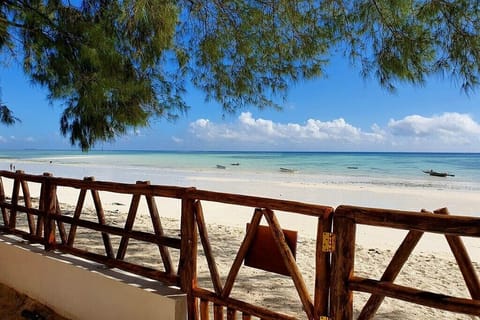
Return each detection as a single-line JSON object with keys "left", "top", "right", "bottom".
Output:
{"left": 1, "top": 150, "right": 479, "bottom": 193}
{"left": 1, "top": 149, "right": 479, "bottom": 253}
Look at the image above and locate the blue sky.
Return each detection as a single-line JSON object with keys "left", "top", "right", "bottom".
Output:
{"left": 1, "top": 56, "right": 480, "bottom": 152}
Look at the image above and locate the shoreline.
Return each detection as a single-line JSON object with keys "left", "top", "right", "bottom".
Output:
{"left": 1, "top": 162, "right": 479, "bottom": 254}
{"left": 0, "top": 166, "right": 478, "bottom": 260}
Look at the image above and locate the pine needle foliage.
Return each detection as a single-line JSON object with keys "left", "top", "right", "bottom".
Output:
{"left": 1, "top": 0, "right": 479, "bottom": 150}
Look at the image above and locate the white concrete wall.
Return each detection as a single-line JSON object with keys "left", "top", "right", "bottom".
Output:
{"left": 0, "top": 235, "right": 186, "bottom": 320}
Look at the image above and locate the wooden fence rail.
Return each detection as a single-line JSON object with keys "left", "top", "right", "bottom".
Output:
{"left": 331, "top": 205, "right": 480, "bottom": 319}
{"left": 0, "top": 170, "right": 334, "bottom": 320}
{"left": 0, "top": 170, "right": 479, "bottom": 319}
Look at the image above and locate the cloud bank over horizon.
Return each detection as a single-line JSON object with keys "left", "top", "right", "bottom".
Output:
{"left": 185, "top": 112, "right": 480, "bottom": 152}
{"left": 2, "top": 111, "right": 479, "bottom": 152}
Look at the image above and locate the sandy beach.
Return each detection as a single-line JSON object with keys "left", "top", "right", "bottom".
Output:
{"left": 0, "top": 167, "right": 479, "bottom": 319}
{"left": 0, "top": 282, "right": 68, "bottom": 320}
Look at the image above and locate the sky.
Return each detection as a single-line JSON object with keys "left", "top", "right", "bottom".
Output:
{"left": 1, "top": 56, "right": 480, "bottom": 152}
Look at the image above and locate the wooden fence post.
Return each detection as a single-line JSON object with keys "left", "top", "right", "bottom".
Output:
{"left": 19, "top": 172, "right": 36, "bottom": 234}
{"left": 8, "top": 170, "right": 21, "bottom": 229}
{"left": 0, "top": 175, "right": 7, "bottom": 226}
{"left": 179, "top": 188, "right": 198, "bottom": 320}
{"left": 330, "top": 213, "right": 356, "bottom": 320}
{"left": 42, "top": 173, "right": 56, "bottom": 251}
{"left": 314, "top": 210, "right": 333, "bottom": 318}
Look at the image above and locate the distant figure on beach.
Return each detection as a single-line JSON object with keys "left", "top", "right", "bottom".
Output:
{"left": 9, "top": 163, "right": 12, "bottom": 171}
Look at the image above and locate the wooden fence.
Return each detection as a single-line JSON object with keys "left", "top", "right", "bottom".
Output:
{"left": 331, "top": 205, "right": 480, "bottom": 319}
{"left": 0, "top": 170, "right": 479, "bottom": 319}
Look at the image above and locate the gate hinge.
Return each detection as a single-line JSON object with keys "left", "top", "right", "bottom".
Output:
{"left": 322, "top": 232, "right": 336, "bottom": 252}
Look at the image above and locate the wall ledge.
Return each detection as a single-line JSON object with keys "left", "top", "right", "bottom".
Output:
{"left": 0, "top": 234, "right": 186, "bottom": 320}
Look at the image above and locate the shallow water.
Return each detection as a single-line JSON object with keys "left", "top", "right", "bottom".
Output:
{"left": 1, "top": 150, "right": 479, "bottom": 193}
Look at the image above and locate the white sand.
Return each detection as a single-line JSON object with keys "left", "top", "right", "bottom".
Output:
{"left": 0, "top": 171, "right": 479, "bottom": 319}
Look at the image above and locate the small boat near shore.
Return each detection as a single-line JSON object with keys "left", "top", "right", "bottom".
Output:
{"left": 216, "top": 165, "right": 226, "bottom": 169}
{"left": 280, "top": 167, "right": 296, "bottom": 173}
{"left": 423, "top": 169, "right": 454, "bottom": 177}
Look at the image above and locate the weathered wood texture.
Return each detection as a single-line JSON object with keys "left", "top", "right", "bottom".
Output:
{"left": 180, "top": 194, "right": 198, "bottom": 320}
{"left": 433, "top": 208, "right": 480, "bottom": 300}
{"left": 0, "top": 171, "right": 184, "bottom": 287}
{"left": 0, "top": 176, "right": 8, "bottom": 226}
{"left": 8, "top": 171, "right": 21, "bottom": 229}
{"left": 144, "top": 183, "right": 174, "bottom": 275}
{"left": 191, "top": 204, "right": 331, "bottom": 320}
{"left": 43, "top": 172, "right": 57, "bottom": 250}
{"left": 194, "top": 201, "right": 223, "bottom": 295}
{"left": 193, "top": 288, "right": 297, "bottom": 320}
{"left": 357, "top": 207, "right": 431, "bottom": 320}
{"left": 314, "top": 213, "right": 333, "bottom": 318}
{"left": 214, "top": 304, "right": 223, "bottom": 320}
{"left": 350, "top": 276, "right": 480, "bottom": 316}
{"left": 263, "top": 208, "right": 314, "bottom": 319}
{"left": 19, "top": 174, "right": 35, "bottom": 234}
{"left": 357, "top": 229, "right": 424, "bottom": 320}
{"left": 55, "top": 196, "right": 67, "bottom": 244}
{"left": 335, "top": 205, "right": 480, "bottom": 237}
{"left": 334, "top": 205, "right": 480, "bottom": 319}
{"left": 189, "top": 189, "right": 332, "bottom": 218}
{"left": 1, "top": 171, "right": 479, "bottom": 320}
{"left": 200, "top": 299, "right": 210, "bottom": 320}
{"left": 222, "top": 209, "right": 263, "bottom": 299}
{"left": 329, "top": 215, "right": 356, "bottom": 320}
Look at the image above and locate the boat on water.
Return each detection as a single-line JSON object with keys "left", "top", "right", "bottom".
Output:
{"left": 423, "top": 169, "right": 454, "bottom": 177}
{"left": 280, "top": 167, "right": 296, "bottom": 173}
{"left": 216, "top": 165, "right": 226, "bottom": 169}
{"left": 231, "top": 163, "right": 240, "bottom": 166}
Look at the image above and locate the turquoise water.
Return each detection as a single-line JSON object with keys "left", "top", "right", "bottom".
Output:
{"left": 1, "top": 150, "right": 480, "bottom": 191}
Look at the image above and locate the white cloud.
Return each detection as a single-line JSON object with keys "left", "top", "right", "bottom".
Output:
{"left": 387, "top": 112, "right": 480, "bottom": 148}
{"left": 189, "top": 112, "right": 384, "bottom": 150}
{"left": 388, "top": 113, "right": 480, "bottom": 136}
{"left": 187, "top": 112, "right": 480, "bottom": 151}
